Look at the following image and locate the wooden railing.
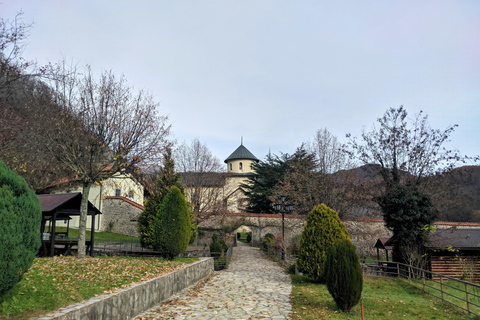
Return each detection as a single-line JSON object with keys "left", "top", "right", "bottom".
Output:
{"left": 361, "top": 259, "right": 480, "bottom": 316}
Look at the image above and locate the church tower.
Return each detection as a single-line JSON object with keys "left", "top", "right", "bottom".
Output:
{"left": 224, "top": 141, "right": 259, "bottom": 174}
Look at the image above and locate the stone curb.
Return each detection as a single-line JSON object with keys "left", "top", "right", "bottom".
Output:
{"left": 34, "top": 257, "right": 214, "bottom": 320}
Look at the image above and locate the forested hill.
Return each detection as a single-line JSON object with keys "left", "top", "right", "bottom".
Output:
{"left": 333, "top": 164, "right": 480, "bottom": 222}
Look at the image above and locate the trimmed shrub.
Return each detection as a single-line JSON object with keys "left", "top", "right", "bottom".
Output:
{"left": 246, "top": 233, "right": 252, "bottom": 243}
{"left": 297, "top": 204, "right": 350, "bottom": 282}
{"left": 0, "top": 160, "right": 42, "bottom": 295}
{"left": 326, "top": 239, "right": 363, "bottom": 312}
{"left": 210, "top": 242, "right": 223, "bottom": 254}
{"left": 152, "top": 186, "right": 191, "bottom": 259}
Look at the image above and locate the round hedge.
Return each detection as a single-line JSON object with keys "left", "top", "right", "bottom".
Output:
{"left": 0, "top": 160, "right": 42, "bottom": 295}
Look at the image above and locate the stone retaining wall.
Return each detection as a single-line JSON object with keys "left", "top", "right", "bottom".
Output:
{"left": 36, "top": 258, "right": 214, "bottom": 320}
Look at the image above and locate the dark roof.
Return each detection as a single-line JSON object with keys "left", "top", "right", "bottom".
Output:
{"left": 427, "top": 228, "right": 480, "bottom": 250}
{"left": 224, "top": 144, "right": 259, "bottom": 163}
{"left": 37, "top": 193, "right": 101, "bottom": 216}
{"left": 383, "top": 228, "right": 480, "bottom": 251}
{"left": 180, "top": 172, "right": 229, "bottom": 187}
{"left": 374, "top": 238, "right": 394, "bottom": 250}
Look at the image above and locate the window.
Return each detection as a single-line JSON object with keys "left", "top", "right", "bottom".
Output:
{"left": 239, "top": 162, "right": 243, "bottom": 170}
{"left": 115, "top": 188, "right": 121, "bottom": 197}
{"left": 230, "top": 163, "right": 232, "bottom": 171}
{"left": 128, "top": 190, "right": 134, "bottom": 200}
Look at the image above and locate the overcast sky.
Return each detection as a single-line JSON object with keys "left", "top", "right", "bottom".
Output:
{"left": 2, "top": 1, "right": 479, "bottom": 166}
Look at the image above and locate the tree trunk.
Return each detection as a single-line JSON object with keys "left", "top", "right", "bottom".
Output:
{"left": 77, "top": 182, "right": 91, "bottom": 259}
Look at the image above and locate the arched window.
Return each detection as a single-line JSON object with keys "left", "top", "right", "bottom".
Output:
{"left": 239, "top": 162, "right": 243, "bottom": 170}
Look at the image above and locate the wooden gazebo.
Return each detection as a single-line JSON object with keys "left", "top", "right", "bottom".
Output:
{"left": 38, "top": 193, "right": 102, "bottom": 257}
{"left": 374, "top": 237, "right": 394, "bottom": 262}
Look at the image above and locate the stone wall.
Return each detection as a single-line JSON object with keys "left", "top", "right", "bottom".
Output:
{"left": 101, "top": 198, "right": 143, "bottom": 237}
{"left": 198, "top": 213, "right": 392, "bottom": 257}
{"left": 37, "top": 258, "right": 214, "bottom": 320}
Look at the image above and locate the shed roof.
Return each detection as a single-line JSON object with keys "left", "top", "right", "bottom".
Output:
{"left": 427, "top": 228, "right": 480, "bottom": 250}
{"left": 383, "top": 228, "right": 480, "bottom": 251}
{"left": 37, "top": 193, "right": 101, "bottom": 216}
{"left": 224, "top": 144, "right": 259, "bottom": 163}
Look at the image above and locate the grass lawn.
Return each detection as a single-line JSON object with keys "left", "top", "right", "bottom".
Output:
{"left": 291, "top": 275, "right": 480, "bottom": 319}
{"left": 237, "top": 232, "right": 250, "bottom": 243}
{"left": 0, "top": 256, "right": 197, "bottom": 320}
{"left": 50, "top": 227, "right": 140, "bottom": 243}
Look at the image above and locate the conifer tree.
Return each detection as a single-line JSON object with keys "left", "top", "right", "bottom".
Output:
{"left": 0, "top": 160, "right": 42, "bottom": 295}
{"left": 326, "top": 239, "right": 363, "bottom": 312}
{"left": 153, "top": 186, "right": 191, "bottom": 259}
{"left": 297, "top": 204, "right": 350, "bottom": 282}
{"left": 138, "top": 147, "right": 185, "bottom": 248}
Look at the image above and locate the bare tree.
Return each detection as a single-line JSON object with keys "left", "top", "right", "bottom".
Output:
{"left": 175, "top": 139, "right": 228, "bottom": 216}
{"left": 308, "top": 128, "right": 353, "bottom": 174}
{"left": 39, "top": 64, "right": 171, "bottom": 258}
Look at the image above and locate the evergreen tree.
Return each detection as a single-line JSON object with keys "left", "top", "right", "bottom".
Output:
{"left": 153, "top": 186, "right": 191, "bottom": 259}
{"left": 241, "top": 152, "right": 291, "bottom": 213}
{"left": 297, "top": 204, "right": 350, "bottom": 282}
{"left": 326, "top": 239, "right": 363, "bottom": 313}
{"left": 378, "top": 182, "right": 436, "bottom": 264}
{"left": 138, "top": 147, "right": 189, "bottom": 248}
{"left": 0, "top": 160, "right": 42, "bottom": 295}
{"left": 347, "top": 107, "right": 455, "bottom": 265}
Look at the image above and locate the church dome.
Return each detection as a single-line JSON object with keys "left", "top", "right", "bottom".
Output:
{"left": 224, "top": 144, "right": 259, "bottom": 163}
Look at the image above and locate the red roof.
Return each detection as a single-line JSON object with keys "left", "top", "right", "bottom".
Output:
{"left": 103, "top": 196, "right": 144, "bottom": 210}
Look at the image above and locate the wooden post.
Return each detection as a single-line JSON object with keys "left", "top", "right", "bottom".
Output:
{"left": 440, "top": 277, "right": 444, "bottom": 301}
{"left": 50, "top": 212, "right": 57, "bottom": 257}
{"left": 90, "top": 212, "right": 96, "bottom": 257}
{"left": 466, "top": 283, "right": 470, "bottom": 313}
{"left": 423, "top": 271, "right": 426, "bottom": 292}
{"left": 361, "top": 299, "right": 364, "bottom": 320}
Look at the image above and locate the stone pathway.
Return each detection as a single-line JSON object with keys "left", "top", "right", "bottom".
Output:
{"left": 134, "top": 241, "right": 292, "bottom": 319}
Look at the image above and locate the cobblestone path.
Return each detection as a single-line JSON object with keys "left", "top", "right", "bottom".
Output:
{"left": 134, "top": 242, "right": 292, "bottom": 319}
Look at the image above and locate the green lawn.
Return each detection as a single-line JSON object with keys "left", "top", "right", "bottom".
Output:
{"left": 291, "top": 275, "right": 480, "bottom": 319}
{"left": 0, "top": 256, "right": 197, "bottom": 320}
{"left": 49, "top": 227, "right": 139, "bottom": 243}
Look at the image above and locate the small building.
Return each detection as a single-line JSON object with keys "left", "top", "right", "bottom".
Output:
{"left": 427, "top": 228, "right": 480, "bottom": 282}
{"left": 377, "top": 224, "right": 480, "bottom": 282}
{"left": 38, "top": 193, "right": 102, "bottom": 257}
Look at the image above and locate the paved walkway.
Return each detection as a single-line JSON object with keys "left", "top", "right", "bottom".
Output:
{"left": 134, "top": 241, "right": 292, "bottom": 319}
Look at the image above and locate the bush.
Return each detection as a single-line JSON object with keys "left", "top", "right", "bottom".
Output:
{"left": 152, "top": 186, "right": 191, "bottom": 259}
{"left": 297, "top": 204, "right": 350, "bottom": 282}
{"left": 210, "top": 242, "right": 223, "bottom": 255}
{"left": 325, "top": 239, "right": 363, "bottom": 312}
{"left": 262, "top": 233, "right": 275, "bottom": 249}
{"left": 246, "top": 233, "right": 252, "bottom": 243}
{"left": 212, "top": 233, "right": 219, "bottom": 243}
{"left": 0, "top": 160, "right": 42, "bottom": 295}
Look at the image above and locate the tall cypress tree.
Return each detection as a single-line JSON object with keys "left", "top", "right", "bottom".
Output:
{"left": 153, "top": 186, "right": 191, "bottom": 259}
{"left": 137, "top": 147, "right": 190, "bottom": 248}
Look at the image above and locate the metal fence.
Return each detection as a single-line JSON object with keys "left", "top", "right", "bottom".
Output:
{"left": 361, "top": 259, "right": 480, "bottom": 316}
{"left": 211, "top": 245, "right": 233, "bottom": 271}
{"left": 263, "top": 245, "right": 297, "bottom": 270}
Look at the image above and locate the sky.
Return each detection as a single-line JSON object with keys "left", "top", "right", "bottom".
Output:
{"left": 2, "top": 1, "right": 479, "bottom": 166}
